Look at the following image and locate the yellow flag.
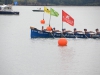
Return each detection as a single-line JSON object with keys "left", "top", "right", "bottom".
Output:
{"left": 44, "top": 6, "right": 50, "bottom": 14}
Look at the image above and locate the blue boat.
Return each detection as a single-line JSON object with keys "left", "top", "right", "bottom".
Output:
{"left": 30, "top": 26, "right": 100, "bottom": 39}
{"left": 30, "top": 9, "right": 100, "bottom": 39}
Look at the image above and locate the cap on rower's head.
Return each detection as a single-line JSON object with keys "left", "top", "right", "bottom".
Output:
{"left": 53, "top": 27, "right": 55, "bottom": 30}
{"left": 95, "top": 28, "right": 99, "bottom": 31}
{"left": 84, "top": 28, "right": 87, "bottom": 31}
{"left": 74, "top": 28, "right": 76, "bottom": 30}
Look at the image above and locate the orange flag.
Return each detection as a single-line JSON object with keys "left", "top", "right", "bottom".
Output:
{"left": 62, "top": 10, "right": 74, "bottom": 26}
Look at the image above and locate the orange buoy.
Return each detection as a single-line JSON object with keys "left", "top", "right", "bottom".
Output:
{"left": 46, "top": 26, "right": 52, "bottom": 31}
{"left": 58, "top": 38, "right": 68, "bottom": 46}
{"left": 40, "top": 19, "right": 45, "bottom": 24}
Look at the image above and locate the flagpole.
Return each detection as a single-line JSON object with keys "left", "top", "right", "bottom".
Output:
{"left": 49, "top": 13, "right": 51, "bottom": 25}
{"left": 62, "top": 10, "right": 63, "bottom": 32}
{"left": 62, "top": 20, "right": 63, "bottom": 32}
{"left": 43, "top": 12, "right": 44, "bottom": 20}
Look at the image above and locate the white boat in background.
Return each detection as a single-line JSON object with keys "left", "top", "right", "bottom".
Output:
{"left": 0, "top": 4, "right": 19, "bottom": 15}
{"left": 32, "top": 8, "right": 44, "bottom": 12}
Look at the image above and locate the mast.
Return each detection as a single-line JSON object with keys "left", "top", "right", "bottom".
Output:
{"left": 49, "top": 14, "right": 51, "bottom": 25}
{"left": 62, "top": 20, "right": 63, "bottom": 31}
{"left": 62, "top": 10, "right": 63, "bottom": 31}
{"left": 43, "top": 12, "right": 44, "bottom": 20}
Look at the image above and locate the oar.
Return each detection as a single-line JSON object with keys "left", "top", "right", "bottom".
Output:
{"left": 72, "top": 34, "right": 77, "bottom": 38}
{"left": 61, "top": 32, "right": 77, "bottom": 38}
{"left": 84, "top": 34, "right": 88, "bottom": 38}
{"left": 99, "top": 35, "right": 100, "bottom": 38}
{"left": 61, "top": 32, "right": 66, "bottom": 38}
{"left": 50, "top": 32, "right": 55, "bottom": 38}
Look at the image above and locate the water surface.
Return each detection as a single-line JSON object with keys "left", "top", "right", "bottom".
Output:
{"left": 0, "top": 6, "right": 100, "bottom": 75}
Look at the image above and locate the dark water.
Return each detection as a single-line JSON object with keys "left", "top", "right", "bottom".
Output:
{"left": 0, "top": 6, "right": 100, "bottom": 75}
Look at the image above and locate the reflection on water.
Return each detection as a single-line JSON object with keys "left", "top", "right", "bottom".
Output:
{"left": 58, "top": 47, "right": 74, "bottom": 75}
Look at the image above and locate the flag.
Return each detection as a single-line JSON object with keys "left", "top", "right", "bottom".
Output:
{"left": 62, "top": 10, "right": 74, "bottom": 26}
{"left": 44, "top": 6, "right": 50, "bottom": 14}
{"left": 50, "top": 8, "right": 59, "bottom": 17}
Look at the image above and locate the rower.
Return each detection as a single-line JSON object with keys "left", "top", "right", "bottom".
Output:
{"left": 53, "top": 27, "right": 60, "bottom": 32}
{"left": 95, "top": 29, "right": 100, "bottom": 34}
{"left": 84, "top": 29, "right": 95, "bottom": 34}
{"left": 62, "top": 28, "right": 72, "bottom": 34}
{"left": 84, "top": 29, "right": 90, "bottom": 34}
{"left": 53, "top": 27, "right": 55, "bottom": 31}
{"left": 46, "top": 25, "right": 52, "bottom": 31}
{"left": 62, "top": 28, "right": 66, "bottom": 32}
{"left": 73, "top": 28, "right": 77, "bottom": 34}
{"left": 42, "top": 26, "right": 44, "bottom": 31}
{"left": 73, "top": 28, "right": 83, "bottom": 34}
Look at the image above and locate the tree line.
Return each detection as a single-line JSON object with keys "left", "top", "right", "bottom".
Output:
{"left": 0, "top": 0, "right": 100, "bottom": 6}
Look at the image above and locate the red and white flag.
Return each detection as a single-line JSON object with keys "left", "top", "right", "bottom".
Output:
{"left": 62, "top": 10, "right": 74, "bottom": 26}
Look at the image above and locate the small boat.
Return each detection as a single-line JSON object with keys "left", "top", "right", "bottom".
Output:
{"left": 30, "top": 26, "right": 100, "bottom": 39}
{"left": 32, "top": 8, "right": 44, "bottom": 12}
{"left": 0, "top": 4, "right": 19, "bottom": 15}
